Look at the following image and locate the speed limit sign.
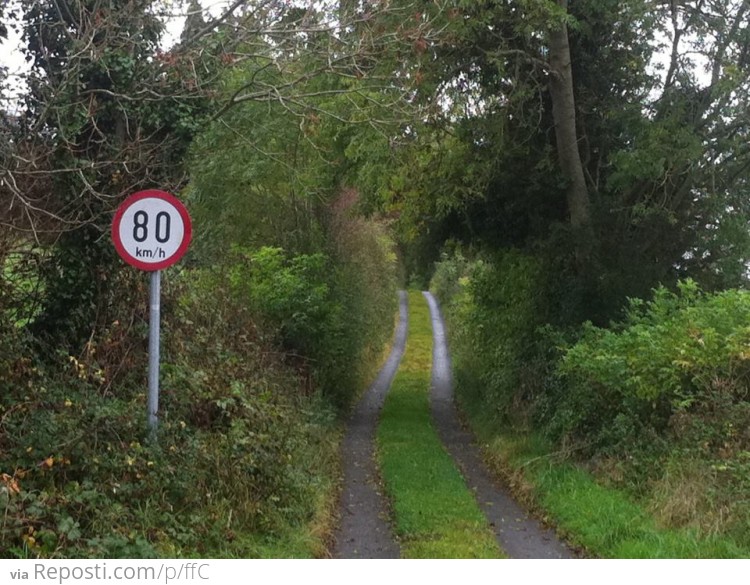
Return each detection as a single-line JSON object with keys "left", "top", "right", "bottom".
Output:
{"left": 112, "top": 189, "right": 192, "bottom": 436}
{"left": 112, "top": 189, "right": 192, "bottom": 271}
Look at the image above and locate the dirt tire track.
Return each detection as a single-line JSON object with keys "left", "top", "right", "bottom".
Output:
{"left": 332, "top": 291, "right": 408, "bottom": 559}
{"left": 423, "top": 291, "right": 576, "bottom": 559}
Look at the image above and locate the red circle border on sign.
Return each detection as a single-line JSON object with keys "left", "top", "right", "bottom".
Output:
{"left": 112, "top": 190, "right": 192, "bottom": 271}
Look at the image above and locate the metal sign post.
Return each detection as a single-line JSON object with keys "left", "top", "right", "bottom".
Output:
{"left": 112, "top": 190, "right": 192, "bottom": 437}
{"left": 148, "top": 270, "right": 161, "bottom": 432}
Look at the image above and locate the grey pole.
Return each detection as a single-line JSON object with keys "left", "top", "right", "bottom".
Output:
{"left": 148, "top": 269, "right": 161, "bottom": 434}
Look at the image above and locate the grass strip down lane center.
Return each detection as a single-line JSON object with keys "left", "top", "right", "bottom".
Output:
{"left": 376, "top": 291, "right": 503, "bottom": 558}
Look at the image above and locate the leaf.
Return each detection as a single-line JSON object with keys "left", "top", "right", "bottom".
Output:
{"left": 57, "top": 517, "right": 82, "bottom": 542}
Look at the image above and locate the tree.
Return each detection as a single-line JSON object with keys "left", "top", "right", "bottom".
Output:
{"left": 547, "top": 0, "right": 589, "bottom": 233}
{"left": 11, "top": 0, "right": 206, "bottom": 345}
{"left": 367, "top": 0, "right": 750, "bottom": 317}
{"left": 180, "top": 0, "right": 206, "bottom": 45}
{"left": 0, "top": 0, "right": 453, "bottom": 347}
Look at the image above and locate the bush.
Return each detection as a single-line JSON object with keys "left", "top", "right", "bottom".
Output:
{"left": 431, "top": 248, "right": 545, "bottom": 424}
{"left": 226, "top": 235, "right": 396, "bottom": 408}
{"left": 558, "top": 280, "right": 750, "bottom": 451}
{"left": 434, "top": 247, "right": 750, "bottom": 545}
{"left": 230, "top": 246, "right": 333, "bottom": 359}
{"left": 327, "top": 207, "right": 399, "bottom": 397}
{"left": 554, "top": 280, "right": 750, "bottom": 541}
{"left": 430, "top": 247, "right": 473, "bottom": 307}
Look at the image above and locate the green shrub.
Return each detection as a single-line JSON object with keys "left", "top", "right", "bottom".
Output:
{"left": 327, "top": 211, "right": 399, "bottom": 394}
{"left": 230, "top": 246, "right": 333, "bottom": 357}
{"left": 558, "top": 280, "right": 750, "bottom": 449}
{"left": 0, "top": 262, "right": 342, "bottom": 559}
{"left": 553, "top": 280, "right": 750, "bottom": 541}
{"left": 432, "top": 248, "right": 545, "bottom": 424}
{"left": 434, "top": 249, "right": 750, "bottom": 546}
{"left": 226, "top": 237, "right": 396, "bottom": 408}
{"left": 430, "top": 247, "right": 473, "bottom": 307}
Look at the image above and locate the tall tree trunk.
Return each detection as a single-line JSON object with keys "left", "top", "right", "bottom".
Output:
{"left": 547, "top": 0, "right": 590, "bottom": 232}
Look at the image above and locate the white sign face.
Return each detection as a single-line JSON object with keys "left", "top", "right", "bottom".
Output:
{"left": 112, "top": 190, "right": 192, "bottom": 271}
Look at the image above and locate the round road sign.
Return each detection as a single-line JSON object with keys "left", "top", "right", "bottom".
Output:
{"left": 112, "top": 190, "right": 192, "bottom": 271}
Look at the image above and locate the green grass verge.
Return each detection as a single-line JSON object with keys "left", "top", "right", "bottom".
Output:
{"left": 460, "top": 404, "right": 746, "bottom": 558}
{"left": 376, "top": 291, "right": 503, "bottom": 558}
{"left": 214, "top": 472, "right": 341, "bottom": 559}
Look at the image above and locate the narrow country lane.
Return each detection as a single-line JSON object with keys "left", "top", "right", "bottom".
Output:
{"left": 332, "top": 291, "right": 408, "bottom": 559}
{"left": 423, "top": 291, "right": 576, "bottom": 559}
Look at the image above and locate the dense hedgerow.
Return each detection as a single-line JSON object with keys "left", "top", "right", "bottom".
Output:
{"left": 433, "top": 248, "right": 750, "bottom": 545}
{"left": 0, "top": 264, "right": 338, "bottom": 558}
{"left": 0, "top": 208, "right": 397, "bottom": 558}
{"left": 557, "top": 281, "right": 750, "bottom": 447}
{"left": 557, "top": 281, "right": 750, "bottom": 541}
{"left": 225, "top": 219, "right": 397, "bottom": 409}
{"left": 431, "top": 248, "right": 547, "bottom": 424}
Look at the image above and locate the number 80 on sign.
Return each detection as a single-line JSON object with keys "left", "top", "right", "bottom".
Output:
{"left": 112, "top": 190, "right": 192, "bottom": 271}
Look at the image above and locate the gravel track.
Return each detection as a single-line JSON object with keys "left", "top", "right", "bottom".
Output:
{"left": 332, "top": 291, "right": 408, "bottom": 559}
{"left": 423, "top": 291, "right": 576, "bottom": 559}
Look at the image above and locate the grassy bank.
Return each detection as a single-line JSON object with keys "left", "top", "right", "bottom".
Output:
{"left": 0, "top": 262, "right": 367, "bottom": 559}
{"left": 376, "top": 291, "right": 502, "bottom": 558}
{"left": 459, "top": 401, "right": 747, "bottom": 558}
